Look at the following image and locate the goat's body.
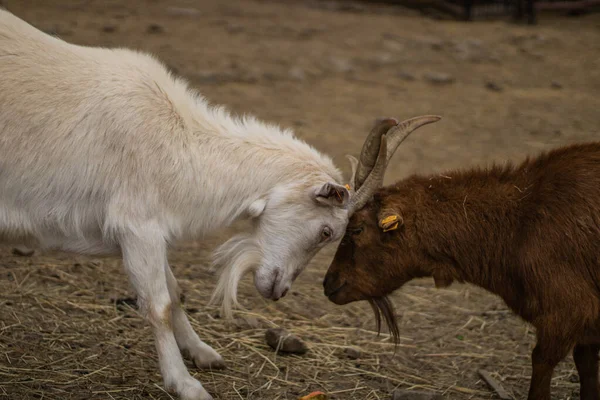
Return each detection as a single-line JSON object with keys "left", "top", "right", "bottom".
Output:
{"left": 383, "top": 142, "right": 600, "bottom": 399}
{"left": 0, "top": 10, "right": 338, "bottom": 251}
{"left": 326, "top": 141, "right": 600, "bottom": 400}
{"left": 0, "top": 10, "right": 343, "bottom": 400}
{"left": 397, "top": 143, "right": 600, "bottom": 334}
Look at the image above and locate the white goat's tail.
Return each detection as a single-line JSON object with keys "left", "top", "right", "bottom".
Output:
{"left": 209, "top": 233, "right": 261, "bottom": 319}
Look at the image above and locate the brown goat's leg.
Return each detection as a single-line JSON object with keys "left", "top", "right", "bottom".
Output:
{"left": 527, "top": 341, "right": 569, "bottom": 400}
{"left": 574, "top": 344, "right": 600, "bottom": 400}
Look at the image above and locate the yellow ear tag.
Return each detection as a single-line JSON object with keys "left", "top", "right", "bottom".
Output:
{"left": 344, "top": 184, "right": 351, "bottom": 190}
{"left": 380, "top": 215, "right": 399, "bottom": 232}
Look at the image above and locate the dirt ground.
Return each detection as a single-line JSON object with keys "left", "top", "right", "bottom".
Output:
{"left": 1, "top": 0, "right": 599, "bottom": 399}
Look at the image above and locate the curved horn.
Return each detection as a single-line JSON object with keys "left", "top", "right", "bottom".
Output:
{"left": 346, "top": 155, "right": 359, "bottom": 191}
{"left": 354, "top": 118, "right": 398, "bottom": 190}
{"left": 385, "top": 115, "right": 441, "bottom": 164}
{"left": 348, "top": 134, "right": 388, "bottom": 214}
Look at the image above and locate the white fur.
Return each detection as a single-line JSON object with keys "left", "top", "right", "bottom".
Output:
{"left": 0, "top": 10, "right": 350, "bottom": 400}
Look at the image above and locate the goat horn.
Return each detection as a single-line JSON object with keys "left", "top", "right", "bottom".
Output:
{"left": 384, "top": 115, "right": 441, "bottom": 164}
{"left": 348, "top": 134, "right": 388, "bottom": 214}
{"left": 354, "top": 118, "right": 398, "bottom": 190}
{"left": 346, "top": 155, "right": 359, "bottom": 191}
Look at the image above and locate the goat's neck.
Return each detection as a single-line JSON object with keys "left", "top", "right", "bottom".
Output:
{"left": 170, "top": 131, "right": 334, "bottom": 238}
{"left": 413, "top": 168, "right": 527, "bottom": 295}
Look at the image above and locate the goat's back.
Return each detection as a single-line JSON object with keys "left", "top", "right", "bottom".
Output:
{"left": 0, "top": 10, "right": 198, "bottom": 245}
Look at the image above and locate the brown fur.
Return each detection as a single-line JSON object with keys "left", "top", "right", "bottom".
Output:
{"left": 324, "top": 142, "right": 600, "bottom": 400}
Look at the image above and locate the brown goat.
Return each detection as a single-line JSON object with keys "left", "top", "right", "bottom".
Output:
{"left": 325, "top": 130, "right": 600, "bottom": 399}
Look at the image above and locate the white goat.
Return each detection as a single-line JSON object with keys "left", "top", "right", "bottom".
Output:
{"left": 0, "top": 10, "right": 351, "bottom": 400}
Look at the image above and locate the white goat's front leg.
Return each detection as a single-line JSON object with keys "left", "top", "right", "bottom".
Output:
{"left": 164, "top": 263, "right": 225, "bottom": 370}
{"left": 120, "top": 229, "right": 213, "bottom": 400}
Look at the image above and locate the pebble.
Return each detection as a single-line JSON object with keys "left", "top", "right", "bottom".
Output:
{"left": 329, "top": 56, "right": 354, "bottom": 73}
{"left": 424, "top": 72, "right": 455, "bottom": 85}
{"left": 485, "top": 81, "right": 503, "bottom": 92}
{"left": 102, "top": 25, "right": 117, "bottom": 33}
{"left": 398, "top": 71, "right": 416, "bottom": 81}
{"left": 12, "top": 246, "right": 34, "bottom": 257}
{"left": 343, "top": 346, "right": 362, "bottom": 360}
{"left": 265, "top": 328, "right": 308, "bottom": 355}
{"left": 147, "top": 24, "right": 164, "bottom": 34}
{"left": 289, "top": 66, "right": 306, "bottom": 81}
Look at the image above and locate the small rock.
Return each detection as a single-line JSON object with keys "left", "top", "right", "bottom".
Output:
{"left": 343, "top": 346, "right": 362, "bottom": 360}
{"left": 398, "top": 71, "right": 415, "bottom": 81}
{"left": 265, "top": 328, "right": 308, "bottom": 355}
{"left": 371, "top": 52, "right": 394, "bottom": 67}
{"left": 383, "top": 40, "right": 404, "bottom": 52}
{"left": 453, "top": 39, "right": 487, "bottom": 63}
{"left": 329, "top": 56, "right": 354, "bottom": 73}
{"left": 391, "top": 389, "right": 443, "bottom": 400}
{"left": 485, "top": 81, "right": 503, "bottom": 92}
{"left": 289, "top": 66, "right": 306, "bottom": 81}
{"left": 424, "top": 72, "right": 455, "bottom": 85}
{"left": 146, "top": 24, "right": 164, "bottom": 34}
{"left": 102, "top": 25, "right": 117, "bottom": 33}
{"left": 166, "top": 7, "right": 200, "bottom": 17}
{"left": 551, "top": 81, "right": 563, "bottom": 89}
{"left": 12, "top": 246, "right": 34, "bottom": 257}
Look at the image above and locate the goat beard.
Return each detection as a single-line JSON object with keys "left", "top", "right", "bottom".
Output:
{"left": 209, "top": 233, "right": 262, "bottom": 319}
{"left": 368, "top": 297, "right": 400, "bottom": 345}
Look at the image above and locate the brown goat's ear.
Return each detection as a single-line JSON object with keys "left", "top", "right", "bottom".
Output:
{"left": 312, "top": 182, "right": 349, "bottom": 208}
{"left": 378, "top": 211, "right": 403, "bottom": 232}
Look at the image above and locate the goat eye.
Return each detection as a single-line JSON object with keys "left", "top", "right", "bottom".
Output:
{"left": 351, "top": 227, "right": 363, "bottom": 235}
{"left": 321, "top": 226, "right": 332, "bottom": 241}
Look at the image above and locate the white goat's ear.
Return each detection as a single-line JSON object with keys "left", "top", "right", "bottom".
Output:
{"left": 248, "top": 198, "right": 267, "bottom": 218}
{"left": 312, "top": 182, "right": 349, "bottom": 208}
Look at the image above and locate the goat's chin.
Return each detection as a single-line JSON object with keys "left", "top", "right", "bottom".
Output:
{"left": 328, "top": 289, "right": 366, "bottom": 305}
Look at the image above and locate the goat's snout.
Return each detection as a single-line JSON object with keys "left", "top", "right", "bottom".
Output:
{"left": 323, "top": 271, "right": 345, "bottom": 298}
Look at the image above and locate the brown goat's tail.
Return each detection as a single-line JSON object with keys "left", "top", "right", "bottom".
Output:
{"left": 368, "top": 297, "right": 400, "bottom": 346}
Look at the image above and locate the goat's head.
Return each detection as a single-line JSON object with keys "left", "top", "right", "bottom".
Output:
{"left": 210, "top": 172, "right": 352, "bottom": 317}
{"left": 323, "top": 115, "right": 441, "bottom": 338}
{"left": 249, "top": 179, "right": 351, "bottom": 302}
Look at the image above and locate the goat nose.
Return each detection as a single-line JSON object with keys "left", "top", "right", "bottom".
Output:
{"left": 281, "top": 288, "right": 289, "bottom": 298}
{"left": 323, "top": 271, "right": 340, "bottom": 296}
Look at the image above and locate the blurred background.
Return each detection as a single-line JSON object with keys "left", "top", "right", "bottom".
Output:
{"left": 1, "top": 1, "right": 599, "bottom": 399}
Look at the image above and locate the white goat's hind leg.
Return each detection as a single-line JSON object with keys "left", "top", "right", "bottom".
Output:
{"left": 164, "top": 263, "right": 225, "bottom": 370}
{"left": 120, "top": 230, "right": 213, "bottom": 400}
